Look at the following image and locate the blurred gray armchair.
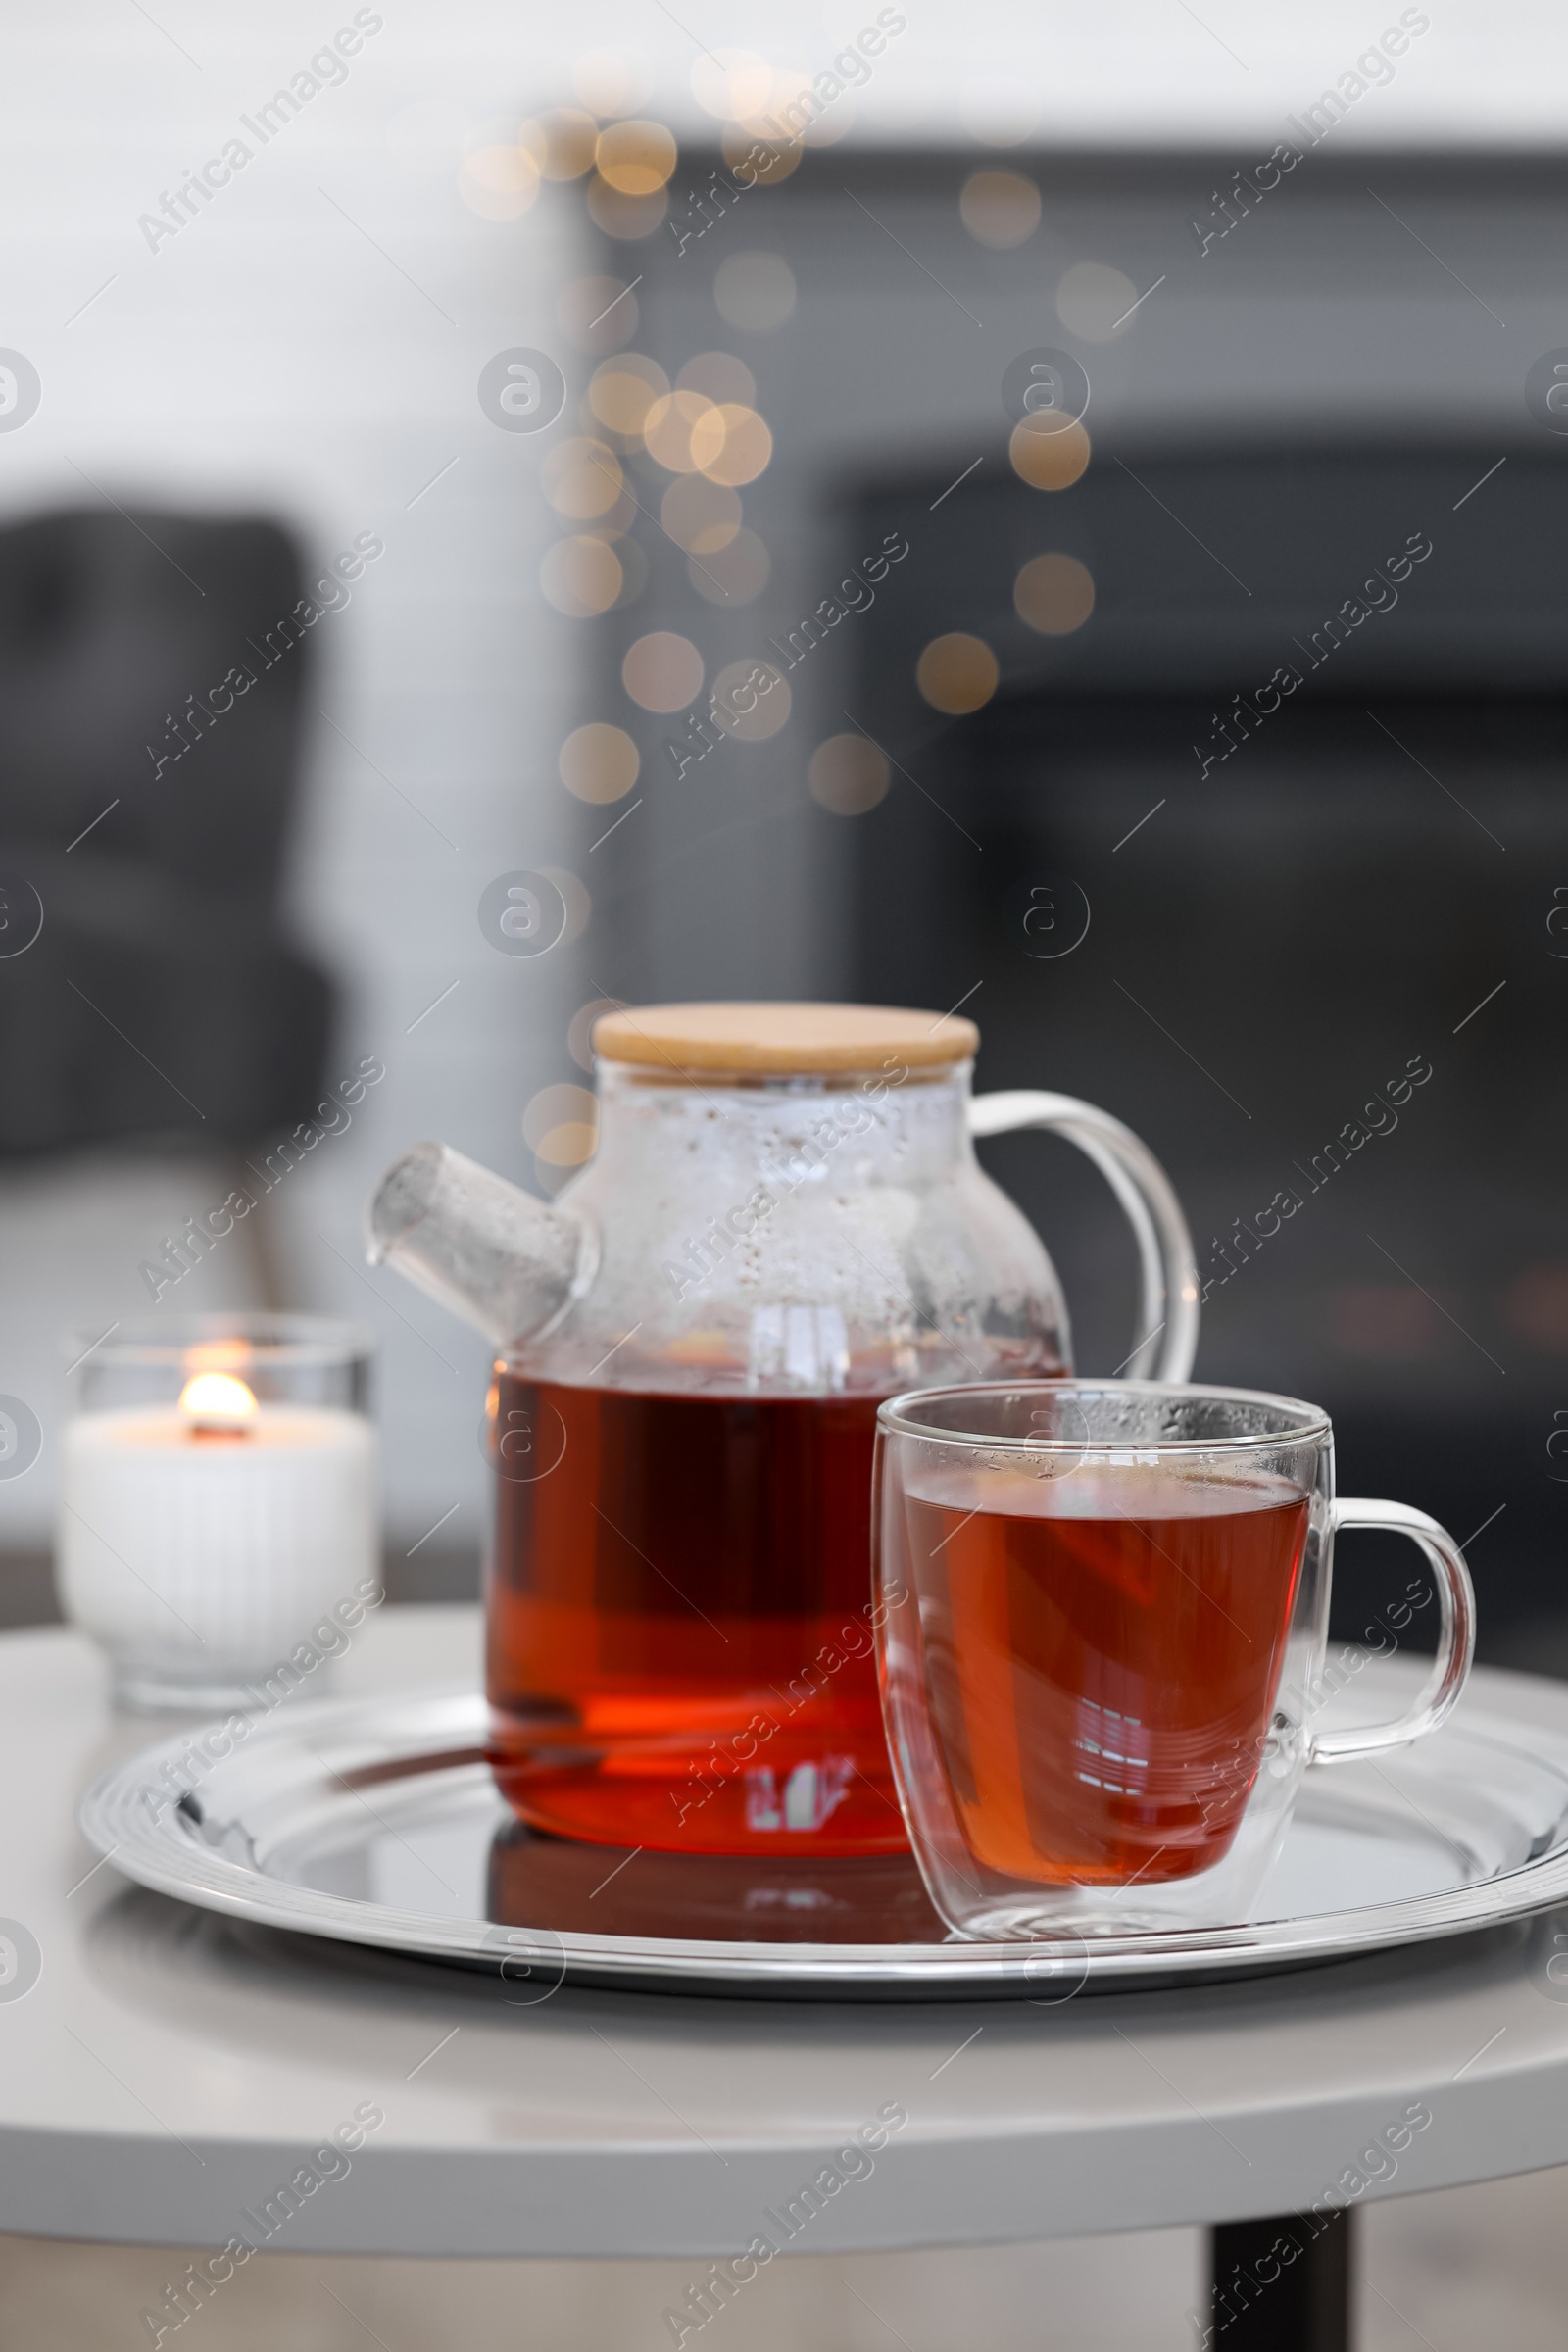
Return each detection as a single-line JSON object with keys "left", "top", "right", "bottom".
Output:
{"left": 0, "top": 503, "right": 337, "bottom": 1605}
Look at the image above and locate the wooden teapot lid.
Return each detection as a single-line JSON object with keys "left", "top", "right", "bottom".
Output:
{"left": 592, "top": 1001, "right": 980, "bottom": 1075}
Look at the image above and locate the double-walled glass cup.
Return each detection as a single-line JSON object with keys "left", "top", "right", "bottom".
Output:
{"left": 874, "top": 1382, "right": 1476, "bottom": 1938}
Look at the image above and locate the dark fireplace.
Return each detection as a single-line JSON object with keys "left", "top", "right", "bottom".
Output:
{"left": 840, "top": 441, "right": 1568, "bottom": 1660}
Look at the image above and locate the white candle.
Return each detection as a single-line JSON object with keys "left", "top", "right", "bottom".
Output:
{"left": 57, "top": 1371, "right": 378, "bottom": 1705}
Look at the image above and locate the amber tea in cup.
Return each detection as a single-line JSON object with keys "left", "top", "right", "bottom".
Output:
{"left": 904, "top": 1462, "right": 1310, "bottom": 1886}
{"left": 875, "top": 1383, "right": 1476, "bottom": 1937}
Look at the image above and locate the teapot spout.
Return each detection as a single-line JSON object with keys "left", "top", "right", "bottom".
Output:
{"left": 366, "top": 1142, "right": 583, "bottom": 1348}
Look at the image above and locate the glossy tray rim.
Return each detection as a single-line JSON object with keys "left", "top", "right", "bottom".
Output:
{"left": 78, "top": 1677, "right": 1568, "bottom": 1999}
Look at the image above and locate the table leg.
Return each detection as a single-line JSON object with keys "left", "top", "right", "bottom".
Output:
{"left": 1208, "top": 2206, "right": 1352, "bottom": 2350}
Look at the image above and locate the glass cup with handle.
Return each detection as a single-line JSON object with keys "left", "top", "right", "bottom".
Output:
{"left": 873, "top": 1381, "right": 1476, "bottom": 1938}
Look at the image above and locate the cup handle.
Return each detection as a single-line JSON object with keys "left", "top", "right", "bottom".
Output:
{"left": 1309, "top": 1499, "right": 1478, "bottom": 1765}
{"left": 967, "top": 1090, "right": 1200, "bottom": 1382}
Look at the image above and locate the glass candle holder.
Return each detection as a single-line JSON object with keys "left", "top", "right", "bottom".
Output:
{"left": 56, "top": 1315, "right": 380, "bottom": 1712}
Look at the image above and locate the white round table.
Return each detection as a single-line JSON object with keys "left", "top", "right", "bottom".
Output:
{"left": 4, "top": 1606, "right": 1567, "bottom": 2336}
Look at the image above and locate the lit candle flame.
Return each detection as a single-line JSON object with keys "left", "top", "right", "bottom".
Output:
{"left": 178, "top": 1372, "right": 259, "bottom": 1433}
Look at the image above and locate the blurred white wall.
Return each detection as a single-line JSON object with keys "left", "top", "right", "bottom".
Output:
{"left": 0, "top": 0, "right": 1557, "bottom": 1552}
{"left": 0, "top": 5, "right": 593, "bottom": 1546}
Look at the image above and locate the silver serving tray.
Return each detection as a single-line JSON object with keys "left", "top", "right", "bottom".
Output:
{"left": 78, "top": 1667, "right": 1568, "bottom": 1999}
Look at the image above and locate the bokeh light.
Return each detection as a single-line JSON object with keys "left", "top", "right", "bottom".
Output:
{"left": 594, "top": 120, "right": 677, "bottom": 195}
{"left": 559, "top": 723, "right": 640, "bottom": 804}
{"left": 690, "top": 50, "right": 775, "bottom": 120}
{"left": 710, "top": 658, "right": 791, "bottom": 741}
{"left": 586, "top": 179, "right": 667, "bottom": 239}
{"left": 459, "top": 142, "right": 540, "bottom": 220}
{"left": 677, "top": 352, "right": 758, "bottom": 406}
{"left": 542, "top": 438, "right": 623, "bottom": 522}
{"left": 661, "top": 474, "right": 742, "bottom": 554}
{"left": 1014, "top": 552, "right": 1096, "bottom": 635}
{"left": 713, "top": 251, "right": 798, "bottom": 331}
{"left": 719, "top": 123, "right": 802, "bottom": 186}
{"left": 1056, "top": 260, "right": 1140, "bottom": 341}
{"left": 535, "top": 108, "right": 598, "bottom": 180}
{"left": 540, "top": 536, "right": 622, "bottom": 617}
{"left": 571, "top": 51, "right": 651, "bottom": 117}
{"left": 808, "top": 734, "right": 891, "bottom": 815}
{"left": 916, "top": 633, "right": 1000, "bottom": 715}
{"left": 523, "top": 1083, "right": 599, "bottom": 1167}
{"left": 622, "top": 631, "right": 704, "bottom": 711}
{"left": 1009, "top": 413, "right": 1092, "bottom": 491}
{"left": 691, "top": 403, "right": 773, "bottom": 486}
{"left": 688, "top": 527, "right": 771, "bottom": 604}
{"left": 587, "top": 353, "right": 670, "bottom": 439}
{"left": 959, "top": 171, "right": 1041, "bottom": 249}
{"left": 643, "top": 387, "right": 715, "bottom": 472}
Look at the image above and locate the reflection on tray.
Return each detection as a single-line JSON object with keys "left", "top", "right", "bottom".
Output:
{"left": 486, "top": 1818, "right": 947, "bottom": 1944}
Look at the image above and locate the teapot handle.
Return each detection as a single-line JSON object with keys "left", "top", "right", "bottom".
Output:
{"left": 967, "top": 1091, "right": 1200, "bottom": 1382}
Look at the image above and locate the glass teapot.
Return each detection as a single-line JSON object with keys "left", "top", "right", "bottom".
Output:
{"left": 367, "top": 1002, "right": 1198, "bottom": 1858}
